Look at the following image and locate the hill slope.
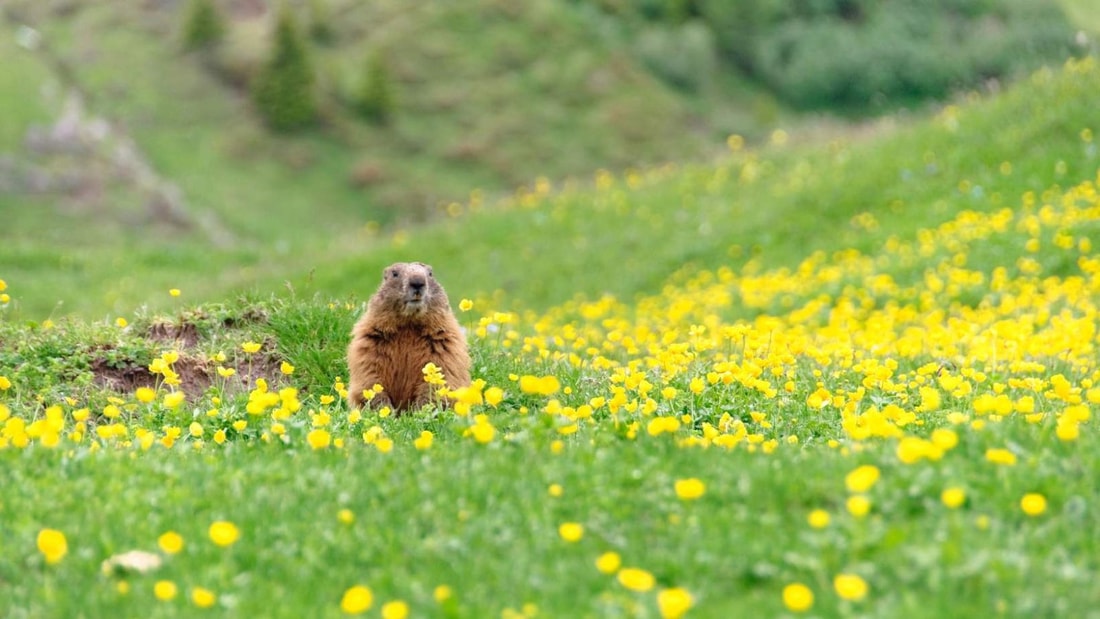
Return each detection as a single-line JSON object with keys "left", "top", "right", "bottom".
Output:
{"left": 294, "top": 57, "right": 1100, "bottom": 311}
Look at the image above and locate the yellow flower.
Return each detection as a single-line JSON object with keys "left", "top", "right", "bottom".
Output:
{"left": 657, "top": 587, "right": 694, "bottom": 619}
{"left": 413, "top": 431, "right": 433, "bottom": 451}
{"left": 154, "top": 580, "right": 178, "bottom": 601}
{"left": 930, "top": 428, "right": 958, "bottom": 450}
{"left": 381, "top": 600, "right": 409, "bottom": 619}
{"left": 341, "top": 585, "right": 373, "bottom": 614}
{"left": 985, "top": 448, "right": 1017, "bottom": 466}
{"left": 807, "top": 509, "right": 830, "bottom": 528}
{"left": 307, "top": 428, "right": 332, "bottom": 450}
{"left": 217, "top": 366, "right": 236, "bottom": 378}
{"left": 158, "top": 531, "right": 184, "bottom": 554}
{"left": 595, "top": 551, "right": 621, "bottom": 574}
{"left": 471, "top": 420, "right": 495, "bottom": 444}
{"left": 208, "top": 521, "right": 240, "bottom": 547}
{"left": 375, "top": 437, "right": 394, "bottom": 453}
{"left": 115, "top": 317, "right": 128, "bottom": 328}
{"left": 191, "top": 587, "right": 216, "bottom": 608}
{"left": 163, "top": 391, "right": 186, "bottom": 410}
{"left": 169, "top": 288, "right": 181, "bottom": 297}
{"left": 941, "top": 487, "right": 966, "bottom": 509}
{"left": 674, "top": 478, "right": 706, "bottom": 501}
{"left": 484, "top": 386, "right": 505, "bottom": 407}
{"left": 519, "top": 375, "right": 560, "bottom": 396}
{"left": 1056, "top": 420, "right": 1080, "bottom": 442}
{"left": 135, "top": 387, "right": 156, "bottom": 403}
{"left": 0, "top": 279, "right": 6, "bottom": 292}
{"left": 617, "top": 567, "right": 655, "bottom": 592}
{"left": 689, "top": 376, "right": 705, "bottom": 394}
{"left": 280, "top": 361, "right": 295, "bottom": 375}
{"left": 189, "top": 422, "right": 204, "bottom": 438}
{"left": 548, "top": 483, "right": 563, "bottom": 497}
{"left": 213, "top": 429, "right": 227, "bottom": 445}
{"left": 782, "top": 583, "right": 814, "bottom": 612}
{"left": 338, "top": 509, "right": 355, "bottom": 524}
{"left": 421, "top": 362, "right": 446, "bottom": 386}
{"left": 241, "top": 341, "right": 262, "bottom": 354}
{"left": 1020, "top": 493, "right": 1047, "bottom": 516}
{"left": 433, "top": 585, "right": 453, "bottom": 603}
{"left": 0, "top": 376, "right": 11, "bottom": 390}
{"left": 36, "top": 528, "right": 68, "bottom": 564}
{"left": 846, "top": 495, "right": 871, "bottom": 518}
{"left": 558, "top": 522, "right": 584, "bottom": 542}
{"left": 844, "top": 465, "right": 880, "bottom": 493}
{"left": 916, "top": 386, "right": 941, "bottom": 412}
{"left": 833, "top": 573, "right": 868, "bottom": 601}
{"left": 232, "top": 420, "right": 247, "bottom": 431}
{"left": 459, "top": 299, "right": 474, "bottom": 311}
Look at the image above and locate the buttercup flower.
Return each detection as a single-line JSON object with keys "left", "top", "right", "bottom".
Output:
{"left": 208, "top": 521, "right": 240, "bottom": 547}
{"left": 834, "top": 573, "right": 868, "bottom": 601}
{"left": 617, "top": 567, "right": 655, "bottom": 592}
{"left": 783, "top": 583, "right": 814, "bottom": 612}
{"left": 37, "top": 528, "right": 68, "bottom": 564}
{"left": 341, "top": 585, "right": 373, "bottom": 614}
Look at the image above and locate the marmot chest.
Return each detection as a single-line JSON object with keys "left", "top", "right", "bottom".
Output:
{"left": 372, "top": 329, "right": 451, "bottom": 407}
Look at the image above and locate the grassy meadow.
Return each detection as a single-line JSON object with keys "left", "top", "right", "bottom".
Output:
{"left": 2, "top": 54, "right": 1100, "bottom": 617}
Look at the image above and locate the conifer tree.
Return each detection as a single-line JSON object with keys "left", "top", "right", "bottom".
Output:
{"left": 357, "top": 50, "right": 395, "bottom": 125}
{"left": 252, "top": 7, "right": 317, "bottom": 132}
{"left": 182, "top": 0, "right": 226, "bottom": 51}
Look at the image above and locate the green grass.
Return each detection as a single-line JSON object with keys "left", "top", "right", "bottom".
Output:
{"left": 1060, "top": 0, "right": 1100, "bottom": 33}
{"left": 4, "top": 427, "right": 1096, "bottom": 618}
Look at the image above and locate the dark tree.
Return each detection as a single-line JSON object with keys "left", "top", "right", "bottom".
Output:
{"left": 182, "top": 0, "right": 226, "bottom": 51}
{"left": 252, "top": 7, "right": 317, "bottom": 132}
{"left": 357, "top": 50, "right": 396, "bottom": 125}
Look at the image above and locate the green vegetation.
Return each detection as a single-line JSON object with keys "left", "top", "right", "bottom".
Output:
{"left": 251, "top": 7, "right": 317, "bottom": 132}
{"left": 181, "top": 0, "right": 226, "bottom": 52}
{"left": 355, "top": 50, "right": 395, "bottom": 125}
{"left": 581, "top": 0, "right": 1082, "bottom": 109}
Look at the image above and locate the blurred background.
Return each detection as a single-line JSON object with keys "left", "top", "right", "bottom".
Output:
{"left": 0, "top": 0, "right": 1095, "bottom": 318}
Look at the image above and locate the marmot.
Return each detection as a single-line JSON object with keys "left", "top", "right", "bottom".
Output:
{"left": 346, "top": 261, "right": 471, "bottom": 412}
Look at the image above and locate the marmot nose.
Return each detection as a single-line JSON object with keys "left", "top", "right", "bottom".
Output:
{"left": 409, "top": 278, "right": 426, "bottom": 291}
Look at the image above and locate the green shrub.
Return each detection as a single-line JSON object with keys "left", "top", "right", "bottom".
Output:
{"left": 182, "top": 0, "right": 226, "bottom": 51}
{"left": 356, "top": 50, "right": 395, "bottom": 125}
{"left": 634, "top": 20, "right": 717, "bottom": 92}
{"left": 251, "top": 7, "right": 317, "bottom": 132}
{"left": 749, "top": 0, "right": 1076, "bottom": 109}
{"left": 308, "top": 0, "right": 336, "bottom": 45}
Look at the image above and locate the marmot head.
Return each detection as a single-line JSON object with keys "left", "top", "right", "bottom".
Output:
{"left": 374, "top": 262, "right": 449, "bottom": 318}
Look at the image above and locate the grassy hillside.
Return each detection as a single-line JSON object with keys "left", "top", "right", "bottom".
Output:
{"left": 1, "top": 57, "right": 1099, "bottom": 618}
{"left": 0, "top": 0, "right": 766, "bottom": 319}
{"left": 2, "top": 0, "right": 1095, "bottom": 320}
{"left": 4, "top": 47, "right": 1099, "bottom": 321}
{"left": 294, "top": 56, "right": 1100, "bottom": 312}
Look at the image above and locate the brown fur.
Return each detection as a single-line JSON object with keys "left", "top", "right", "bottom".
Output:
{"left": 346, "top": 262, "right": 471, "bottom": 413}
